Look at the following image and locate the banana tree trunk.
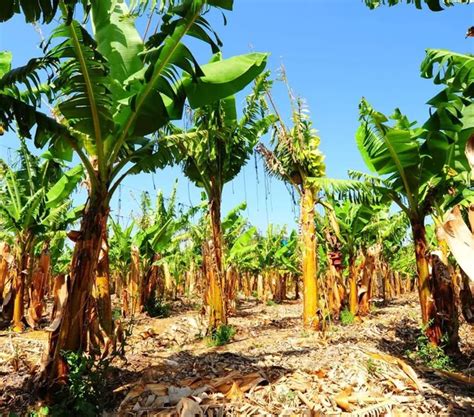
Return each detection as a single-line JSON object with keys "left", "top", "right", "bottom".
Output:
{"left": 300, "top": 188, "right": 319, "bottom": 329}
{"left": 411, "top": 220, "right": 442, "bottom": 345}
{"left": 359, "top": 252, "right": 375, "bottom": 316}
{"left": 0, "top": 243, "right": 11, "bottom": 307}
{"left": 12, "top": 234, "right": 33, "bottom": 332}
{"left": 460, "top": 270, "right": 474, "bottom": 324}
{"left": 382, "top": 263, "right": 391, "bottom": 302}
{"left": 27, "top": 246, "right": 51, "bottom": 328}
{"left": 96, "top": 228, "right": 113, "bottom": 336}
{"left": 225, "top": 265, "right": 238, "bottom": 315}
{"left": 431, "top": 253, "right": 459, "bottom": 353}
{"left": 203, "top": 240, "right": 226, "bottom": 330}
{"left": 142, "top": 253, "right": 160, "bottom": 305}
{"left": 46, "top": 193, "right": 109, "bottom": 383}
{"left": 348, "top": 253, "right": 358, "bottom": 316}
{"left": 205, "top": 180, "right": 226, "bottom": 330}
{"left": 130, "top": 245, "right": 141, "bottom": 315}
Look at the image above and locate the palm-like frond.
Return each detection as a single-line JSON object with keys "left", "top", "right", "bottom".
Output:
{"left": 0, "top": 0, "right": 60, "bottom": 23}
{"left": 0, "top": 53, "right": 57, "bottom": 106}
{"left": 363, "top": 0, "right": 472, "bottom": 11}
{"left": 50, "top": 21, "right": 114, "bottom": 142}
{"left": 312, "top": 177, "right": 375, "bottom": 204}
{"left": 421, "top": 49, "right": 474, "bottom": 99}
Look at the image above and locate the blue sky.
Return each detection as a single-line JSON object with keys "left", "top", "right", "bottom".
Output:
{"left": 0, "top": 1, "right": 472, "bottom": 231}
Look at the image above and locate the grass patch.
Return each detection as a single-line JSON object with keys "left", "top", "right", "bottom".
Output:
{"left": 207, "top": 325, "right": 236, "bottom": 347}
{"left": 266, "top": 300, "right": 277, "bottom": 307}
{"left": 340, "top": 308, "right": 355, "bottom": 326}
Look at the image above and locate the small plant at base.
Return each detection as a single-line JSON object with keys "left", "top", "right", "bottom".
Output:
{"left": 251, "top": 290, "right": 258, "bottom": 298}
{"left": 112, "top": 307, "right": 122, "bottom": 321}
{"left": 366, "top": 358, "right": 379, "bottom": 375}
{"left": 300, "top": 330, "right": 310, "bottom": 338}
{"left": 144, "top": 296, "right": 171, "bottom": 318}
{"left": 207, "top": 325, "right": 236, "bottom": 346}
{"left": 50, "top": 351, "right": 108, "bottom": 417}
{"left": 408, "top": 326, "right": 454, "bottom": 371}
{"left": 266, "top": 300, "right": 277, "bottom": 306}
{"left": 22, "top": 406, "right": 50, "bottom": 417}
{"left": 340, "top": 308, "right": 355, "bottom": 326}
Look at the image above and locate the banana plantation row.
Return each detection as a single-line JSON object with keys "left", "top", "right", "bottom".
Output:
{"left": 0, "top": 0, "right": 472, "bottom": 397}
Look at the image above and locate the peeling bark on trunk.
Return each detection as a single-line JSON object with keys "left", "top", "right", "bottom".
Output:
{"left": 96, "top": 228, "right": 113, "bottom": 336}
{"left": 12, "top": 239, "right": 31, "bottom": 332}
{"left": 431, "top": 254, "right": 459, "bottom": 353}
{"left": 46, "top": 194, "right": 109, "bottom": 384}
{"left": 460, "top": 270, "right": 474, "bottom": 324}
{"left": 225, "top": 266, "right": 238, "bottom": 315}
{"left": 300, "top": 189, "right": 319, "bottom": 329}
{"left": 382, "top": 263, "right": 391, "bottom": 302}
{"left": 142, "top": 253, "right": 160, "bottom": 306}
{"left": 130, "top": 246, "right": 141, "bottom": 315}
{"left": 202, "top": 240, "right": 226, "bottom": 331}
{"left": 348, "top": 254, "right": 358, "bottom": 316}
{"left": 0, "top": 243, "right": 11, "bottom": 307}
{"left": 359, "top": 252, "right": 375, "bottom": 316}
{"left": 27, "top": 247, "right": 50, "bottom": 328}
{"left": 411, "top": 221, "right": 442, "bottom": 345}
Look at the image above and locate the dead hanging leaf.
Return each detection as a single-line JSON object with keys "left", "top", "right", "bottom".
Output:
{"left": 45, "top": 275, "right": 68, "bottom": 332}
{"left": 176, "top": 397, "right": 203, "bottom": 417}
{"left": 442, "top": 206, "right": 474, "bottom": 283}
{"left": 225, "top": 381, "right": 244, "bottom": 401}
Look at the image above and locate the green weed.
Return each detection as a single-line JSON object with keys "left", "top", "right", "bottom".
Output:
{"left": 365, "top": 358, "right": 379, "bottom": 375}
{"left": 340, "top": 308, "right": 355, "bottom": 326}
{"left": 266, "top": 300, "right": 277, "bottom": 307}
{"left": 112, "top": 307, "right": 122, "bottom": 321}
{"left": 144, "top": 296, "right": 171, "bottom": 318}
{"left": 207, "top": 325, "right": 236, "bottom": 346}
{"left": 50, "top": 351, "right": 109, "bottom": 417}
{"left": 406, "top": 324, "right": 454, "bottom": 371}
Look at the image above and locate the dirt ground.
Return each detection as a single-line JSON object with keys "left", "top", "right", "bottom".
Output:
{"left": 0, "top": 294, "right": 473, "bottom": 416}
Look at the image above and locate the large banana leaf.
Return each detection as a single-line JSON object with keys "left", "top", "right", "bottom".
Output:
{"left": 184, "top": 53, "right": 268, "bottom": 109}
{"left": 46, "top": 165, "right": 83, "bottom": 209}
{"left": 91, "top": 0, "right": 144, "bottom": 101}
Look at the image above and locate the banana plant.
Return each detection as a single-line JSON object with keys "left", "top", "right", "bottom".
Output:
{"left": 363, "top": 0, "right": 472, "bottom": 11}
{"left": 0, "top": 141, "right": 82, "bottom": 331}
{"left": 324, "top": 199, "right": 377, "bottom": 316}
{"left": 356, "top": 48, "right": 474, "bottom": 348}
{"left": 0, "top": 0, "right": 270, "bottom": 381}
{"left": 163, "top": 72, "right": 273, "bottom": 330}
{"left": 133, "top": 185, "right": 195, "bottom": 306}
{"left": 355, "top": 101, "right": 463, "bottom": 346}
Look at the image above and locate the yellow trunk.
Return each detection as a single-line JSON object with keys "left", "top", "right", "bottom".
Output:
{"left": 0, "top": 243, "right": 10, "bottom": 303}
{"left": 203, "top": 240, "right": 226, "bottom": 330}
{"left": 348, "top": 255, "right": 358, "bottom": 316}
{"left": 130, "top": 246, "right": 141, "bottom": 315}
{"left": 300, "top": 189, "right": 319, "bottom": 329}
